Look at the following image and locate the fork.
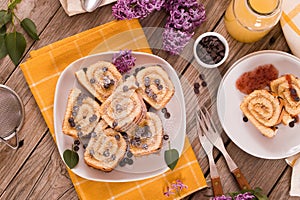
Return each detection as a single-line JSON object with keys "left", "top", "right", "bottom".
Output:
{"left": 197, "top": 106, "right": 251, "bottom": 190}
{"left": 196, "top": 112, "right": 224, "bottom": 197}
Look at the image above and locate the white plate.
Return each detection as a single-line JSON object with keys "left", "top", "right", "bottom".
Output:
{"left": 217, "top": 50, "right": 300, "bottom": 159}
{"left": 54, "top": 51, "right": 186, "bottom": 182}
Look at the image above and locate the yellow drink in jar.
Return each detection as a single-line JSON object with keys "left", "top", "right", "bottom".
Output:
{"left": 224, "top": 0, "right": 282, "bottom": 43}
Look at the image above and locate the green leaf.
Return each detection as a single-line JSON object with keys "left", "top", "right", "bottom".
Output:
{"left": 21, "top": 18, "right": 39, "bottom": 40}
{"left": 5, "top": 31, "right": 26, "bottom": 65}
{"left": 63, "top": 149, "right": 79, "bottom": 169}
{"left": 0, "top": 10, "right": 12, "bottom": 28}
{"left": 0, "top": 34, "right": 8, "bottom": 59}
{"left": 8, "top": 0, "right": 22, "bottom": 10}
{"left": 0, "top": 25, "right": 6, "bottom": 36}
{"left": 164, "top": 148, "right": 179, "bottom": 170}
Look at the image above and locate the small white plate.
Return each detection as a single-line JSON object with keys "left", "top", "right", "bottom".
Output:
{"left": 217, "top": 50, "right": 300, "bottom": 159}
{"left": 54, "top": 51, "right": 186, "bottom": 182}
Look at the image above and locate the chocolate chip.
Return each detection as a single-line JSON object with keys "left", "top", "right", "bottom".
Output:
{"left": 161, "top": 108, "right": 167, "bottom": 113}
{"left": 290, "top": 88, "right": 297, "bottom": 95}
{"left": 127, "top": 159, "right": 133, "bottom": 165}
{"left": 115, "top": 134, "right": 120, "bottom": 141}
{"left": 83, "top": 68, "right": 87, "bottom": 73}
{"left": 103, "top": 83, "right": 110, "bottom": 89}
{"left": 119, "top": 159, "right": 126, "bottom": 167}
{"left": 194, "top": 82, "right": 200, "bottom": 89}
{"left": 243, "top": 116, "right": 248, "bottom": 122}
{"left": 112, "top": 121, "right": 118, "bottom": 128}
{"left": 90, "top": 78, "right": 96, "bottom": 84}
{"left": 289, "top": 121, "right": 295, "bottom": 128}
{"left": 163, "top": 134, "right": 169, "bottom": 140}
{"left": 201, "top": 81, "right": 207, "bottom": 87}
{"left": 74, "top": 140, "right": 80, "bottom": 145}
{"left": 70, "top": 121, "right": 76, "bottom": 127}
{"left": 111, "top": 154, "right": 116, "bottom": 161}
{"left": 164, "top": 112, "right": 171, "bottom": 119}
{"left": 102, "top": 67, "right": 108, "bottom": 72}
{"left": 145, "top": 87, "right": 151, "bottom": 94}
{"left": 103, "top": 149, "right": 110, "bottom": 157}
{"left": 194, "top": 88, "right": 200, "bottom": 94}
{"left": 91, "top": 132, "right": 97, "bottom": 138}
{"left": 127, "top": 151, "right": 133, "bottom": 158}
{"left": 295, "top": 97, "right": 300, "bottom": 102}
{"left": 72, "top": 110, "right": 77, "bottom": 116}
{"left": 73, "top": 106, "right": 79, "bottom": 112}
{"left": 110, "top": 79, "right": 115, "bottom": 85}
{"left": 73, "top": 145, "right": 79, "bottom": 152}
{"left": 142, "top": 144, "right": 148, "bottom": 150}
{"left": 75, "top": 125, "right": 81, "bottom": 130}
{"left": 89, "top": 114, "right": 97, "bottom": 122}
{"left": 157, "top": 85, "right": 163, "bottom": 90}
{"left": 154, "top": 79, "right": 160, "bottom": 85}
{"left": 123, "top": 85, "right": 129, "bottom": 92}
{"left": 90, "top": 149, "right": 95, "bottom": 155}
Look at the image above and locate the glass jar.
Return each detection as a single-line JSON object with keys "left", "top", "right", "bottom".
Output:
{"left": 224, "top": 0, "right": 282, "bottom": 43}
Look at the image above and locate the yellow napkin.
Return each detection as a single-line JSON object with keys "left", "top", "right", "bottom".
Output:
{"left": 280, "top": 0, "right": 300, "bottom": 58}
{"left": 20, "top": 19, "right": 206, "bottom": 200}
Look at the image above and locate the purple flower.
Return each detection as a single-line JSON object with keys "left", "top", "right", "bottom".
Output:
{"left": 162, "top": 27, "right": 194, "bottom": 55}
{"left": 112, "top": 50, "right": 136, "bottom": 74}
{"left": 234, "top": 192, "right": 256, "bottom": 200}
{"left": 112, "top": 0, "right": 165, "bottom": 20}
{"left": 171, "top": 179, "right": 188, "bottom": 190}
{"left": 212, "top": 195, "right": 232, "bottom": 200}
{"left": 112, "top": 0, "right": 206, "bottom": 55}
{"left": 163, "top": 186, "right": 175, "bottom": 197}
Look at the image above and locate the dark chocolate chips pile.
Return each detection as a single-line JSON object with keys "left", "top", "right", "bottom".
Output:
{"left": 193, "top": 73, "right": 207, "bottom": 94}
{"left": 196, "top": 36, "right": 225, "bottom": 65}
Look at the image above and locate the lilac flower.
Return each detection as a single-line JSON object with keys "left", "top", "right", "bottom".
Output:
{"left": 212, "top": 195, "right": 232, "bottom": 200}
{"left": 171, "top": 179, "right": 188, "bottom": 190}
{"left": 111, "top": 0, "right": 206, "bottom": 55}
{"left": 163, "top": 186, "right": 175, "bottom": 197}
{"left": 234, "top": 192, "right": 256, "bottom": 200}
{"left": 211, "top": 192, "right": 256, "bottom": 200}
{"left": 112, "top": 0, "right": 165, "bottom": 20}
{"left": 163, "top": 179, "right": 188, "bottom": 197}
{"left": 112, "top": 50, "right": 136, "bottom": 74}
{"left": 162, "top": 27, "right": 194, "bottom": 55}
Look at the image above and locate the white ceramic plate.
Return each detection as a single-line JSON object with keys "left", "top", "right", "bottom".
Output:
{"left": 54, "top": 51, "right": 186, "bottom": 182}
{"left": 217, "top": 50, "right": 300, "bottom": 159}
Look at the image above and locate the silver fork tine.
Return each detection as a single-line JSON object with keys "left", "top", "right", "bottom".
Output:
{"left": 199, "top": 105, "right": 251, "bottom": 190}
{"left": 201, "top": 106, "right": 218, "bottom": 133}
{"left": 195, "top": 111, "right": 223, "bottom": 197}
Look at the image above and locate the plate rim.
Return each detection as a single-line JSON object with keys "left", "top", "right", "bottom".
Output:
{"left": 217, "top": 50, "right": 300, "bottom": 159}
{"left": 53, "top": 51, "right": 186, "bottom": 182}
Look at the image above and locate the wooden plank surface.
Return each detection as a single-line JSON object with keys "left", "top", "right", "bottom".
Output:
{"left": 0, "top": 0, "right": 298, "bottom": 199}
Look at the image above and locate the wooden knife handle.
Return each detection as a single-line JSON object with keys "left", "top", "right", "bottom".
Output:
{"left": 232, "top": 168, "right": 251, "bottom": 190}
{"left": 211, "top": 177, "right": 223, "bottom": 197}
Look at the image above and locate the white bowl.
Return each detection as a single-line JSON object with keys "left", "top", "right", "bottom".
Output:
{"left": 193, "top": 32, "right": 229, "bottom": 68}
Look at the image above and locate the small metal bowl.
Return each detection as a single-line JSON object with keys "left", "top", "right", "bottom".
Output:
{"left": 193, "top": 32, "right": 229, "bottom": 68}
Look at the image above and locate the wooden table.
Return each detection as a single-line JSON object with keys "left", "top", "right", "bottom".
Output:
{"left": 0, "top": 0, "right": 298, "bottom": 199}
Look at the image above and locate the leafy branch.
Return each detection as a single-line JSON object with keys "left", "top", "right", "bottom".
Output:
{"left": 0, "top": 0, "right": 39, "bottom": 65}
